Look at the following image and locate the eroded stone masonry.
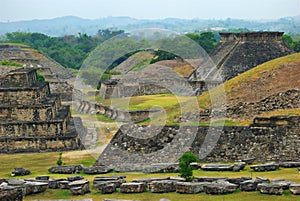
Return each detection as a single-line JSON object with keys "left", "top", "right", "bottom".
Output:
{"left": 0, "top": 44, "right": 75, "bottom": 101}
{"left": 0, "top": 67, "right": 83, "bottom": 153}
{"left": 97, "top": 115, "right": 299, "bottom": 170}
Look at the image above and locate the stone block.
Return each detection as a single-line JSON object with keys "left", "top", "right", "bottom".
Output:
{"left": 48, "top": 178, "right": 66, "bottom": 189}
{"left": 83, "top": 166, "right": 113, "bottom": 174}
{"left": 23, "top": 181, "right": 48, "bottom": 195}
{"left": 203, "top": 181, "right": 239, "bottom": 194}
{"left": 11, "top": 168, "right": 30, "bottom": 176}
{"left": 100, "top": 183, "right": 116, "bottom": 194}
{"left": 240, "top": 180, "right": 257, "bottom": 191}
{"left": 272, "top": 179, "right": 294, "bottom": 190}
{"left": 35, "top": 176, "right": 50, "bottom": 181}
{"left": 58, "top": 180, "right": 70, "bottom": 189}
{"left": 279, "top": 161, "right": 300, "bottom": 168}
{"left": 250, "top": 163, "right": 279, "bottom": 172}
{"left": 68, "top": 179, "right": 90, "bottom": 195}
{"left": 227, "top": 177, "right": 252, "bottom": 185}
{"left": 175, "top": 182, "right": 209, "bottom": 194}
{"left": 257, "top": 183, "right": 283, "bottom": 195}
{"left": 194, "top": 177, "right": 228, "bottom": 183}
{"left": 148, "top": 180, "right": 176, "bottom": 193}
{"left": 289, "top": 183, "right": 300, "bottom": 195}
{"left": 241, "top": 157, "right": 256, "bottom": 165}
{"left": 132, "top": 177, "right": 169, "bottom": 186}
{"left": 93, "top": 176, "right": 126, "bottom": 188}
{"left": 0, "top": 186, "right": 23, "bottom": 201}
{"left": 201, "top": 164, "right": 234, "bottom": 171}
{"left": 120, "top": 183, "right": 146, "bottom": 193}
{"left": 67, "top": 176, "right": 84, "bottom": 182}
{"left": 48, "top": 166, "right": 76, "bottom": 174}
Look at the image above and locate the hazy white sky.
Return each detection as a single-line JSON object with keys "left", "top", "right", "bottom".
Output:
{"left": 1, "top": 0, "right": 299, "bottom": 22}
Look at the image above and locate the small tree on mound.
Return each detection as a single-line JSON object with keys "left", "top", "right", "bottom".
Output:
{"left": 179, "top": 151, "right": 199, "bottom": 182}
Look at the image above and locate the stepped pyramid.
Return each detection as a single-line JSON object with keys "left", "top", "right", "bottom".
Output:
{"left": 0, "top": 44, "right": 75, "bottom": 101}
{"left": 189, "top": 32, "right": 294, "bottom": 81}
{"left": 0, "top": 66, "right": 83, "bottom": 153}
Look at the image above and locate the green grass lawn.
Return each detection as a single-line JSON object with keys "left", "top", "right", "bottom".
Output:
{"left": 0, "top": 151, "right": 299, "bottom": 201}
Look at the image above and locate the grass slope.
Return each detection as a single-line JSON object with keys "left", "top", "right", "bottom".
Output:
{"left": 198, "top": 52, "right": 300, "bottom": 107}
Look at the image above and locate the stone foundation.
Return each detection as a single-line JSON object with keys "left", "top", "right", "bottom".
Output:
{"left": 96, "top": 116, "right": 299, "bottom": 168}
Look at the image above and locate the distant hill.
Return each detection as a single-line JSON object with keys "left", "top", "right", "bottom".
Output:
{"left": 1, "top": 15, "right": 300, "bottom": 36}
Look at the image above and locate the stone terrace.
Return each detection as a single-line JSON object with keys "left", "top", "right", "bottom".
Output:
{"left": 0, "top": 67, "right": 83, "bottom": 153}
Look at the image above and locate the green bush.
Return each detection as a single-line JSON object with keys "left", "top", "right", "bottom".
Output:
{"left": 36, "top": 70, "right": 45, "bottom": 82}
{"left": 178, "top": 151, "right": 199, "bottom": 182}
{"left": 0, "top": 60, "right": 22, "bottom": 66}
{"left": 56, "top": 152, "right": 63, "bottom": 166}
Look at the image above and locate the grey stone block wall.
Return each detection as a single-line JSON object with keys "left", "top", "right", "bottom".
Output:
{"left": 96, "top": 116, "right": 299, "bottom": 167}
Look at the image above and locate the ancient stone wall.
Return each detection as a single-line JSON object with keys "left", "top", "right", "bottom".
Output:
{"left": 0, "top": 82, "right": 50, "bottom": 105}
{"left": 0, "top": 67, "right": 83, "bottom": 153}
{"left": 73, "top": 98, "right": 160, "bottom": 123}
{"left": 97, "top": 116, "right": 299, "bottom": 167}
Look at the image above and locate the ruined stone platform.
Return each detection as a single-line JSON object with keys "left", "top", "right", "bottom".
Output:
{"left": 0, "top": 67, "right": 83, "bottom": 153}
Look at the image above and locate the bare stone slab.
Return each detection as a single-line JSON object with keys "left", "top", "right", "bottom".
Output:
{"left": 68, "top": 179, "right": 90, "bottom": 195}
{"left": 272, "top": 179, "right": 294, "bottom": 190}
{"left": 227, "top": 177, "right": 252, "bottom": 185}
{"left": 289, "top": 183, "right": 300, "bottom": 195}
{"left": 257, "top": 183, "right": 283, "bottom": 195}
{"left": 58, "top": 181, "right": 70, "bottom": 189}
{"left": 48, "top": 166, "right": 76, "bottom": 174}
{"left": 132, "top": 177, "right": 169, "bottom": 186}
{"left": 48, "top": 178, "right": 66, "bottom": 189}
{"left": 194, "top": 177, "right": 228, "bottom": 182}
{"left": 24, "top": 181, "right": 48, "bottom": 195}
{"left": 93, "top": 176, "right": 126, "bottom": 188}
{"left": 100, "top": 183, "right": 116, "bottom": 194}
{"left": 35, "top": 176, "right": 50, "bottom": 181}
{"left": 201, "top": 164, "right": 234, "bottom": 171}
{"left": 240, "top": 177, "right": 270, "bottom": 192}
{"left": 250, "top": 163, "right": 280, "bottom": 172}
{"left": 83, "top": 166, "right": 113, "bottom": 174}
{"left": 11, "top": 168, "right": 31, "bottom": 176}
{"left": 0, "top": 186, "right": 23, "bottom": 201}
{"left": 280, "top": 161, "right": 300, "bottom": 168}
{"left": 148, "top": 180, "right": 176, "bottom": 193}
{"left": 67, "top": 176, "right": 85, "bottom": 182}
{"left": 203, "top": 181, "right": 239, "bottom": 194}
{"left": 120, "top": 183, "right": 146, "bottom": 193}
{"left": 175, "top": 182, "right": 210, "bottom": 194}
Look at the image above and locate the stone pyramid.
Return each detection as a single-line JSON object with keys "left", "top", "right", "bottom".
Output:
{"left": 0, "top": 67, "right": 83, "bottom": 153}
{"left": 189, "top": 32, "right": 294, "bottom": 81}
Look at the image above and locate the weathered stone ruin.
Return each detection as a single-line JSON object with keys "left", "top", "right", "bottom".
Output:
{"left": 0, "top": 67, "right": 82, "bottom": 153}
{"left": 98, "top": 32, "right": 294, "bottom": 99}
{"left": 189, "top": 31, "right": 294, "bottom": 81}
{"left": 0, "top": 44, "right": 75, "bottom": 101}
{"left": 96, "top": 115, "right": 299, "bottom": 171}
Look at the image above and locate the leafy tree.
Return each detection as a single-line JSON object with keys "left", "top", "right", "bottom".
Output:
{"left": 178, "top": 151, "right": 199, "bottom": 182}
{"left": 282, "top": 34, "right": 300, "bottom": 52}
{"left": 185, "top": 32, "right": 217, "bottom": 53}
{"left": 3, "top": 29, "right": 125, "bottom": 70}
{"left": 282, "top": 34, "right": 294, "bottom": 48}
